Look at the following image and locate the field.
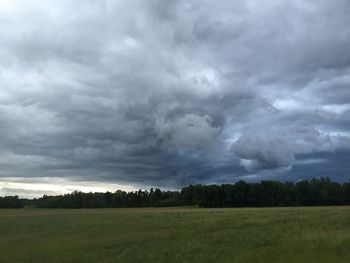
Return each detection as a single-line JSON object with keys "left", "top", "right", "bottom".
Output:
{"left": 0, "top": 207, "right": 349, "bottom": 263}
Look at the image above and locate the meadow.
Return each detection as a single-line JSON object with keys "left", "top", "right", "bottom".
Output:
{"left": 0, "top": 206, "right": 349, "bottom": 263}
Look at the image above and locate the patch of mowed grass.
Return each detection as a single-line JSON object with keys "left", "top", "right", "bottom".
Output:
{"left": 0, "top": 207, "right": 349, "bottom": 263}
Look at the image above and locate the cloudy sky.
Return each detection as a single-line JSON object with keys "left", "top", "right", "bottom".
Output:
{"left": 0, "top": 0, "right": 349, "bottom": 197}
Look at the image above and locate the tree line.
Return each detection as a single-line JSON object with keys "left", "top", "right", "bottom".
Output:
{"left": 0, "top": 196, "right": 26, "bottom": 208}
{"left": 1, "top": 178, "right": 350, "bottom": 208}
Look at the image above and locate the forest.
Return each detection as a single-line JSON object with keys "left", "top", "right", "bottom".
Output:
{"left": 1, "top": 177, "right": 350, "bottom": 208}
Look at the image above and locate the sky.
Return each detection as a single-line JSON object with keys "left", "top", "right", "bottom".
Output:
{"left": 0, "top": 0, "right": 350, "bottom": 198}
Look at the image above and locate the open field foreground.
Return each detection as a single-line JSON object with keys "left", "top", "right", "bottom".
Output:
{"left": 0, "top": 207, "right": 349, "bottom": 263}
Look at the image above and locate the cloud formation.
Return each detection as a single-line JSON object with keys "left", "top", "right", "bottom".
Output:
{"left": 0, "top": 0, "right": 349, "bottom": 192}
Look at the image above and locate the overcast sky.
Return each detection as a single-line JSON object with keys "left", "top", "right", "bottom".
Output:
{"left": 0, "top": 0, "right": 349, "bottom": 197}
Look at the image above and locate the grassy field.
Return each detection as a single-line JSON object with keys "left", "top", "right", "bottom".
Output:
{"left": 0, "top": 207, "right": 349, "bottom": 263}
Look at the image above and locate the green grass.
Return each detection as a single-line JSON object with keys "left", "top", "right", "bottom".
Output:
{"left": 0, "top": 206, "right": 349, "bottom": 263}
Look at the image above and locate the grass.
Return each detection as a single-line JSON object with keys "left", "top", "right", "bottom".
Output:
{"left": 0, "top": 206, "right": 349, "bottom": 263}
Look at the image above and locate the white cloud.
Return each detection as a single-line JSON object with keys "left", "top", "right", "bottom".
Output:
{"left": 0, "top": 0, "right": 349, "bottom": 192}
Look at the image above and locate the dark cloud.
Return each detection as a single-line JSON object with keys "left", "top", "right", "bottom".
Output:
{"left": 0, "top": 0, "right": 349, "bottom": 192}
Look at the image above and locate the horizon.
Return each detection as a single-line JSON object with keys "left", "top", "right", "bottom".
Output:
{"left": 3, "top": 177, "right": 349, "bottom": 200}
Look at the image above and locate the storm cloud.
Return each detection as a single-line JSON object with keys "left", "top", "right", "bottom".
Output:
{"left": 0, "top": 0, "right": 349, "bottom": 194}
